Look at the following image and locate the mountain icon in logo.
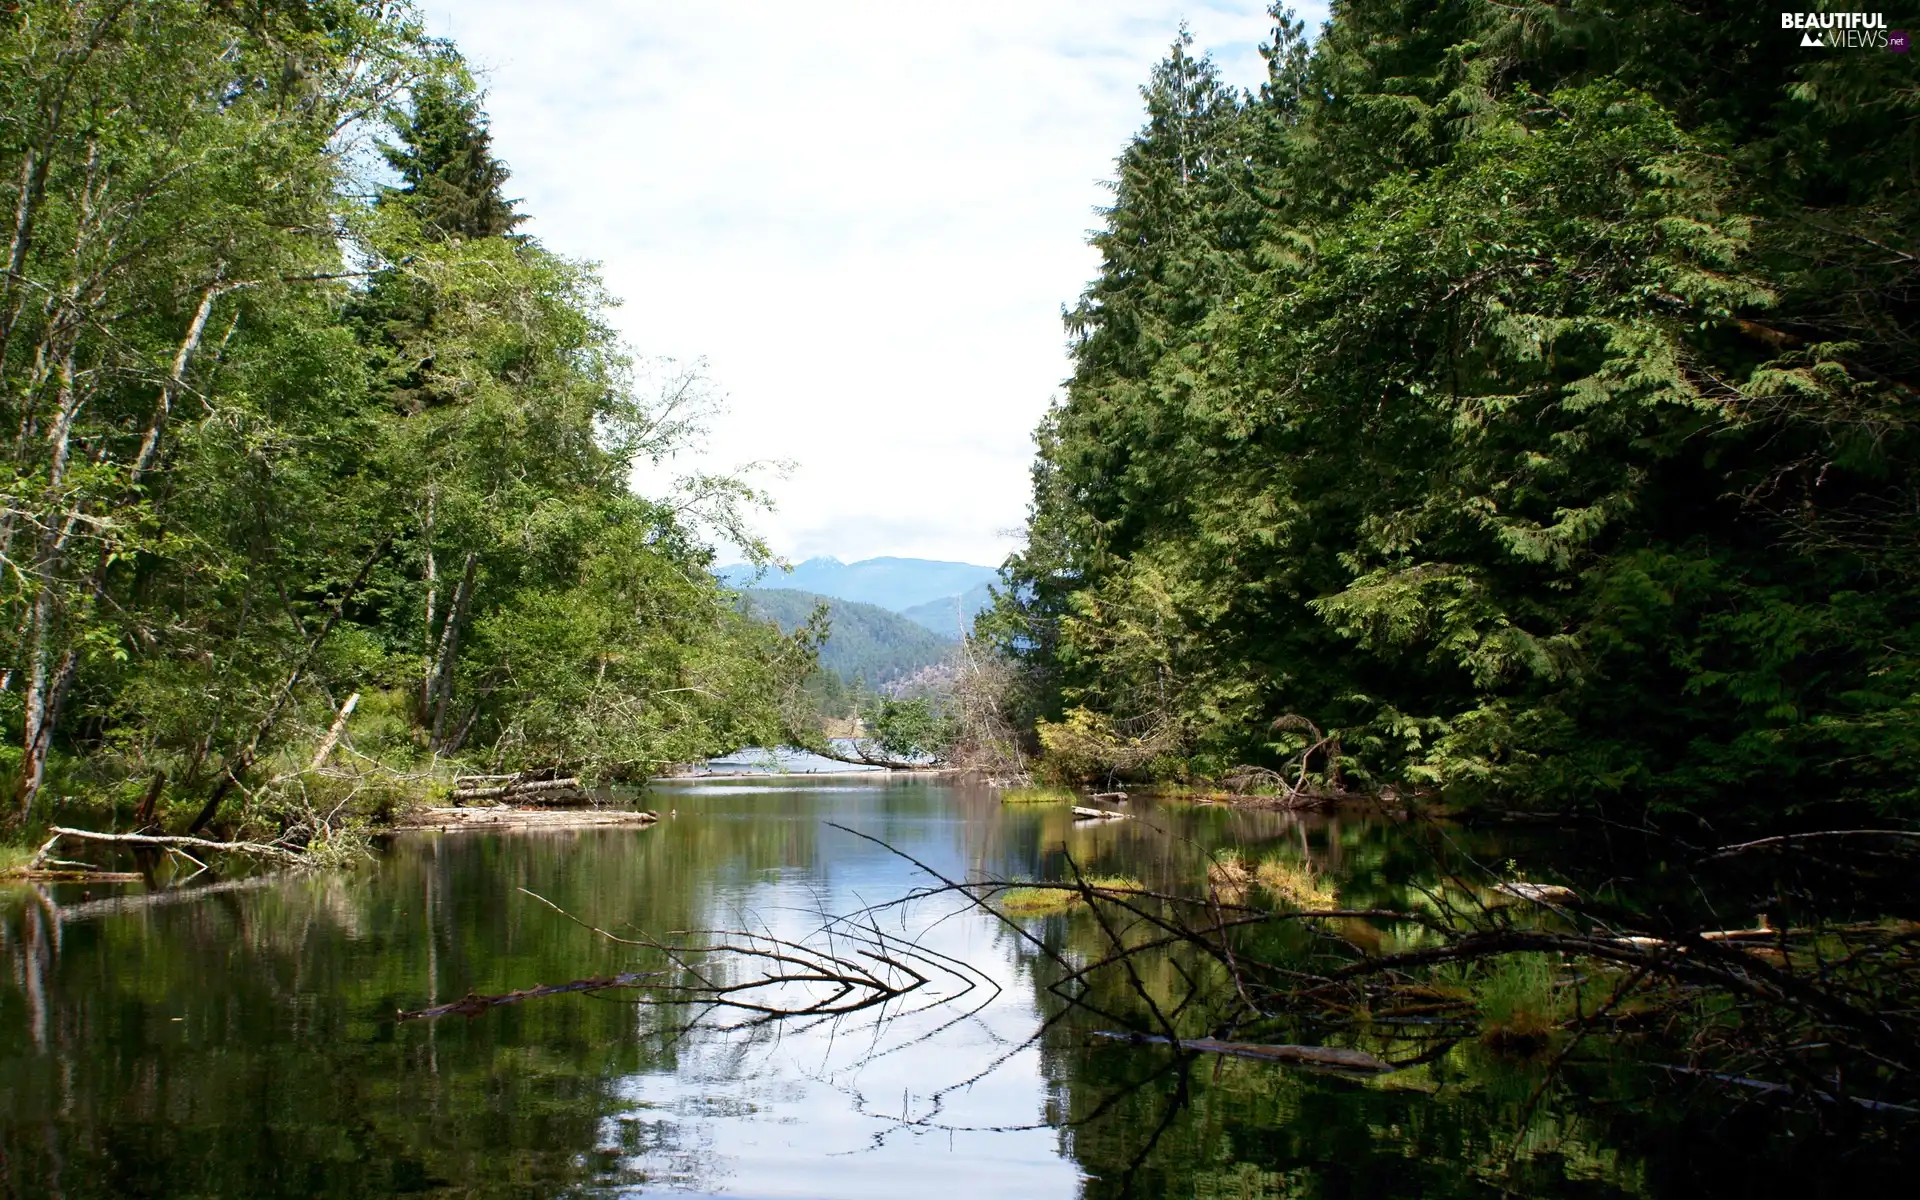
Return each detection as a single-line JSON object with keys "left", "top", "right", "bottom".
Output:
{"left": 1800, "top": 30, "right": 1823, "bottom": 46}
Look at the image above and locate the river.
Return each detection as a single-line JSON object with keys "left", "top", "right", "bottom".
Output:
{"left": 0, "top": 776, "right": 1886, "bottom": 1198}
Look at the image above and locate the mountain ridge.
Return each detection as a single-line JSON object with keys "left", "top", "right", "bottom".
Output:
{"left": 736, "top": 587, "right": 954, "bottom": 685}
{"left": 717, "top": 555, "right": 1000, "bottom": 615}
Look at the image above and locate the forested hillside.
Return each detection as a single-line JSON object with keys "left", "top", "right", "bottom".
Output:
{"left": 899, "top": 583, "right": 996, "bottom": 638}
{"left": 738, "top": 589, "right": 953, "bottom": 684}
{"left": 994, "top": 1, "right": 1918, "bottom": 822}
{"left": 0, "top": 1, "right": 813, "bottom": 836}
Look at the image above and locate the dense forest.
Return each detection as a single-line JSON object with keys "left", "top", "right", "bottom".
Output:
{"left": 0, "top": 1, "right": 815, "bottom": 840}
{"left": 993, "top": 0, "right": 1918, "bottom": 825}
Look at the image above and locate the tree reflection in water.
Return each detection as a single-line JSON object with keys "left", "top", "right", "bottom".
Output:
{"left": 1, "top": 780, "right": 1911, "bottom": 1198}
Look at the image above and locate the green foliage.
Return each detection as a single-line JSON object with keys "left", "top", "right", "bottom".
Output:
{"left": 0, "top": 1, "right": 811, "bottom": 829}
{"left": 997, "top": 2, "right": 1920, "bottom": 820}
{"left": 1473, "top": 954, "right": 1567, "bottom": 1055}
{"left": 1254, "top": 856, "right": 1335, "bottom": 909}
{"left": 0, "top": 842, "right": 34, "bottom": 877}
{"left": 861, "top": 695, "right": 958, "bottom": 762}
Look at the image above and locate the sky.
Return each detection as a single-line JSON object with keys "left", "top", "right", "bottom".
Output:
{"left": 418, "top": 2, "right": 1332, "bottom": 568}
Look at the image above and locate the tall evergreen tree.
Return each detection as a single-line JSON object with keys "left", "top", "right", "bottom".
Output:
{"left": 380, "top": 66, "right": 525, "bottom": 241}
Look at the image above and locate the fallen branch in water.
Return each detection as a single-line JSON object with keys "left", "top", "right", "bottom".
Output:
{"left": 1091, "top": 1030, "right": 1392, "bottom": 1073}
{"left": 32, "top": 826, "right": 308, "bottom": 869}
{"left": 1702, "top": 828, "right": 1920, "bottom": 862}
{"left": 398, "top": 972, "right": 666, "bottom": 1020}
{"left": 1655, "top": 1064, "right": 1920, "bottom": 1115}
{"left": 396, "top": 886, "right": 985, "bottom": 1030}
{"left": 41, "top": 874, "right": 286, "bottom": 921}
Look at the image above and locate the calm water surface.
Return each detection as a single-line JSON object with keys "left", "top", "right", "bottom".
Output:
{"left": 0, "top": 777, "right": 1876, "bottom": 1198}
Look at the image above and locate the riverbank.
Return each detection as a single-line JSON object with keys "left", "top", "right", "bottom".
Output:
{"left": 0, "top": 768, "right": 1404, "bottom": 882}
{"left": 0, "top": 749, "right": 934, "bottom": 878}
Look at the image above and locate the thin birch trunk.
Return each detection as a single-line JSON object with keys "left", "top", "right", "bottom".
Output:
{"left": 16, "top": 284, "right": 227, "bottom": 816}
{"left": 428, "top": 552, "right": 477, "bottom": 751}
{"left": 128, "top": 282, "right": 222, "bottom": 481}
{"left": 16, "top": 338, "right": 82, "bottom": 817}
{"left": 420, "top": 492, "right": 437, "bottom": 714}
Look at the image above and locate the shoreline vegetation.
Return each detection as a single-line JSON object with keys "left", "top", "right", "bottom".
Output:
{"left": 0, "top": 2, "right": 821, "bottom": 865}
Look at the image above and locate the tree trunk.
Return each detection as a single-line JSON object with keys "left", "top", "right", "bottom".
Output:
{"left": 428, "top": 552, "right": 477, "bottom": 750}
{"left": 17, "top": 285, "right": 231, "bottom": 819}
{"left": 420, "top": 492, "right": 437, "bottom": 716}
{"left": 308, "top": 692, "right": 359, "bottom": 770}
{"left": 133, "top": 769, "right": 166, "bottom": 827}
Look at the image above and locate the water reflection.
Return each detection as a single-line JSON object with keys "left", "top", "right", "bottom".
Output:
{"left": 0, "top": 779, "right": 1890, "bottom": 1197}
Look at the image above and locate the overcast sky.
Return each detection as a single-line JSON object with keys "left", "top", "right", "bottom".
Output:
{"left": 418, "top": 2, "right": 1331, "bottom": 568}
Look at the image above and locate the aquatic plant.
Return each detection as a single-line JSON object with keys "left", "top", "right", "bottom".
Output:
{"left": 995, "top": 876, "right": 1145, "bottom": 917}
{"left": 0, "top": 842, "right": 35, "bottom": 878}
{"left": 1205, "top": 849, "right": 1253, "bottom": 904}
{"left": 1254, "top": 857, "right": 1337, "bottom": 910}
{"left": 1474, "top": 954, "right": 1565, "bottom": 1057}
{"left": 999, "top": 786, "right": 1075, "bottom": 805}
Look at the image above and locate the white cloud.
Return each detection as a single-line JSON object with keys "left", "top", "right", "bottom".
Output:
{"left": 419, "top": 1, "right": 1331, "bottom": 566}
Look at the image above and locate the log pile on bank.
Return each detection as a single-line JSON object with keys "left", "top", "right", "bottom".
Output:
{"left": 450, "top": 772, "right": 589, "bottom": 805}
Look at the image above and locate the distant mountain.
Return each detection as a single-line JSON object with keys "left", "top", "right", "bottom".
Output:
{"left": 738, "top": 588, "right": 954, "bottom": 684}
{"left": 898, "top": 582, "right": 997, "bottom": 638}
{"left": 718, "top": 556, "right": 999, "bottom": 614}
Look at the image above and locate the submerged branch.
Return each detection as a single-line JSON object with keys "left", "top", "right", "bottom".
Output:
{"left": 398, "top": 972, "right": 665, "bottom": 1020}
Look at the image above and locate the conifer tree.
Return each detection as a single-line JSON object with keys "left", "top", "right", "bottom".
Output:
{"left": 380, "top": 67, "right": 525, "bottom": 241}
